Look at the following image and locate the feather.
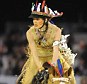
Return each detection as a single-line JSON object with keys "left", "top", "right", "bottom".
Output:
{"left": 34, "top": 0, "right": 38, "bottom": 11}
{"left": 42, "top": 0, "right": 46, "bottom": 11}
{"left": 37, "top": 3, "right": 41, "bottom": 12}
{"left": 31, "top": 3, "right": 35, "bottom": 11}
{"left": 57, "top": 59, "right": 63, "bottom": 77}
{"left": 36, "top": 0, "right": 38, "bottom": 7}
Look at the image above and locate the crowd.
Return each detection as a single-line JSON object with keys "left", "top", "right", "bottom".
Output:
{"left": 0, "top": 27, "right": 27, "bottom": 75}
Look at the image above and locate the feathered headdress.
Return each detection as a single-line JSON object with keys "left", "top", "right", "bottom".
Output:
{"left": 29, "top": 0, "right": 63, "bottom": 18}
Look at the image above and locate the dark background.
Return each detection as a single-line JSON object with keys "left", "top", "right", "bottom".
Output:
{"left": 0, "top": 0, "right": 87, "bottom": 34}
{"left": 0, "top": 0, "right": 87, "bottom": 22}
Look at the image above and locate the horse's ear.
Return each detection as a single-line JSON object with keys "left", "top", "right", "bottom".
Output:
{"left": 43, "top": 62, "right": 51, "bottom": 69}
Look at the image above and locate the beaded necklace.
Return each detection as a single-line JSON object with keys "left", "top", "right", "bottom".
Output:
{"left": 35, "top": 24, "right": 48, "bottom": 45}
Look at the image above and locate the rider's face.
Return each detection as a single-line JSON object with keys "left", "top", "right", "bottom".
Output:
{"left": 33, "top": 18, "right": 44, "bottom": 28}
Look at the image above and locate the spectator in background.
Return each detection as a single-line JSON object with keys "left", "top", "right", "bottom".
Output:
{"left": 74, "top": 42, "right": 87, "bottom": 76}
{"left": 0, "top": 29, "right": 27, "bottom": 75}
{"left": 81, "top": 76, "right": 87, "bottom": 84}
{"left": 79, "top": 44, "right": 87, "bottom": 75}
